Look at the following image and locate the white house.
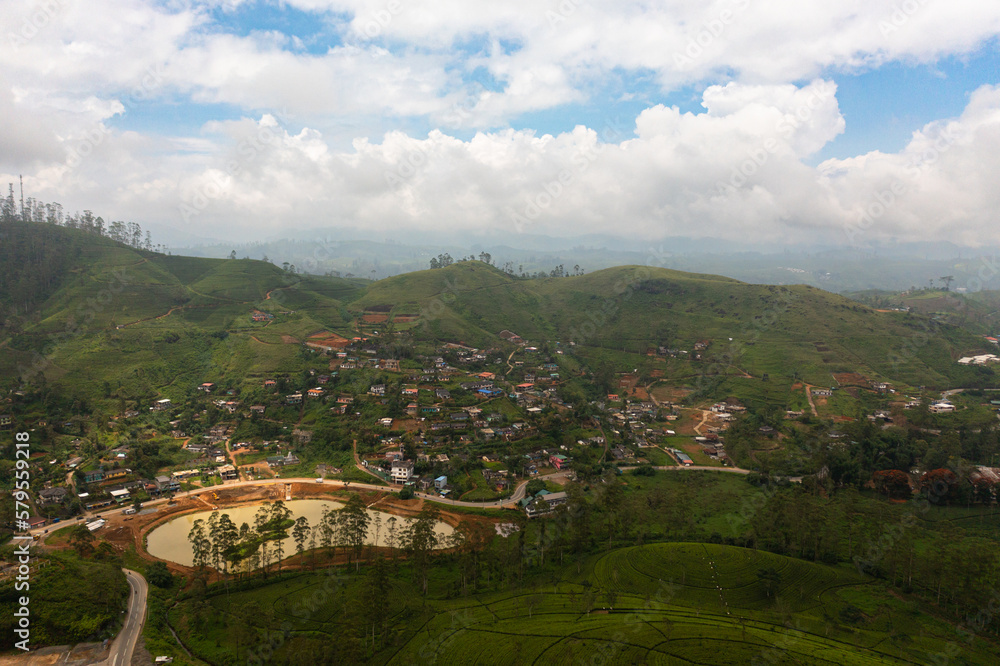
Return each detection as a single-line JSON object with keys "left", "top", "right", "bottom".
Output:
{"left": 391, "top": 459, "right": 414, "bottom": 484}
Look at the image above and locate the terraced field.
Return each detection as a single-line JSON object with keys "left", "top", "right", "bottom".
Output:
{"left": 171, "top": 543, "right": 1000, "bottom": 665}
{"left": 593, "top": 542, "right": 859, "bottom": 613}
{"left": 386, "top": 546, "right": 994, "bottom": 664}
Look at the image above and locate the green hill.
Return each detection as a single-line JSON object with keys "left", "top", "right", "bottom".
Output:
{"left": 1, "top": 222, "right": 996, "bottom": 403}
{"left": 356, "top": 261, "right": 995, "bottom": 389}
{"left": 0, "top": 221, "right": 367, "bottom": 400}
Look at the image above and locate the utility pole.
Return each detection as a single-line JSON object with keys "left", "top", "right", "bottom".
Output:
{"left": 18, "top": 175, "right": 25, "bottom": 221}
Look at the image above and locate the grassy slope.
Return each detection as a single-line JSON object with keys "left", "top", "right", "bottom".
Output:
{"left": 165, "top": 542, "right": 997, "bottom": 665}
{"left": 0, "top": 224, "right": 366, "bottom": 398}
{"left": 2, "top": 226, "right": 995, "bottom": 397}
{"left": 358, "top": 262, "right": 994, "bottom": 388}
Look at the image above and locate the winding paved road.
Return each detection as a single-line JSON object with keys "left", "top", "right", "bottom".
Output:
{"left": 99, "top": 568, "right": 147, "bottom": 666}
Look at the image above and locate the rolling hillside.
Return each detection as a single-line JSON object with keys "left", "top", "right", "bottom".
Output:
{"left": 0, "top": 221, "right": 368, "bottom": 400}
{"left": 1, "top": 221, "right": 996, "bottom": 403}
{"left": 355, "top": 262, "right": 996, "bottom": 389}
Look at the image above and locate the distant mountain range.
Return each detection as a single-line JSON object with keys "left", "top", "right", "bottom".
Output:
{"left": 173, "top": 231, "right": 999, "bottom": 293}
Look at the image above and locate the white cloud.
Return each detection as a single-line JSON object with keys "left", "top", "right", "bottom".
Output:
{"left": 3, "top": 0, "right": 999, "bottom": 135}
{"left": 0, "top": 80, "right": 838, "bottom": 240}
{"left": 2, "top": 2, "right": 1000, "bottom": 248}
{"left": 11, "top": 79, "right": 1000, "bottom": 249}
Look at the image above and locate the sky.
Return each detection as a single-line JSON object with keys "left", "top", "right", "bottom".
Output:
{"left": 1, "top": 0, "right": 999, "bottom": 249}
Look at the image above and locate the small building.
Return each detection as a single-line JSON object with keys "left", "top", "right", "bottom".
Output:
{"left": 198, "top": 383, "right": 215, "bottom": 393}
{"left": 286, "top": 393, "right": 303, "bottom": 404}
{"left": 152, "top": 398, "right": 172, "bottom": 411}
{"left": 0, "top": 414, "right": 11, "bottom": 429}
{"left": 38, "top": 487, "right": 68, "bottom": 505}
{"left": 155, "top": 475, "right": 179, "bottom": 492}
{"left": 250, "top": 405, "right": 266, "bottom": 414}
{"left": 217, "top": 464, "right": 238, "bottom": 480}
{"left": 499, "top": 329, "right": 523, "bottom": 343}
{"left": 434, "top": 475, "right": 448, "bottom": 490}
{"left": 83, "top": 469, "right": 105, "bottom": 484}
{"left": 524, "top": 491, "right": 568, "bottom": 518}
{"left": 267, "top": 451, "right": 300, "bottom": 468}
{"left": 549, "top": 454, "right": 569, "bottom": 469}
{"left": 671, "top": 449, "right": 693, "bottom": 466}
{"left": 109, "top": 488, "right": 131, "bottom": 503}
{"left": 391, "top": 459, "right": 414, "bottom": 484}
{"left": 307, "top": 388, "right": 325, "bottom": 398}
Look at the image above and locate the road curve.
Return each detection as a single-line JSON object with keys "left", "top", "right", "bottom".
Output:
{"left": 29, "top": 466, "right": 749, "bottom": 541}
{"left": 100, "top": 568, "right": 147, "bottom": 666}
{"left": 618, "top": 464, "right": 751, "bottom": 475}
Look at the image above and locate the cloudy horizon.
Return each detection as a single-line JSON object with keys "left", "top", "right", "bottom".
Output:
{"left": 2, "top": 0, "right": 999, "bottom": 248}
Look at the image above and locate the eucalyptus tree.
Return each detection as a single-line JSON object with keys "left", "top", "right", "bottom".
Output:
{"left": 341, "top": 494, "right": 371, "bottom": 571}
{"left": 206, "top": 511, "right": 221, "bottom": 570}
{"left": 292, "top": 516, "right": 311, "bottom": 561}
{"left": 319, "top": 505, "right": 334, "bottom": 561}
{"left": 188, "top": 518, "right": 209, "bottom": 569}
{"left": 404, "top": 505, "right": 441, "bottom": 595}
